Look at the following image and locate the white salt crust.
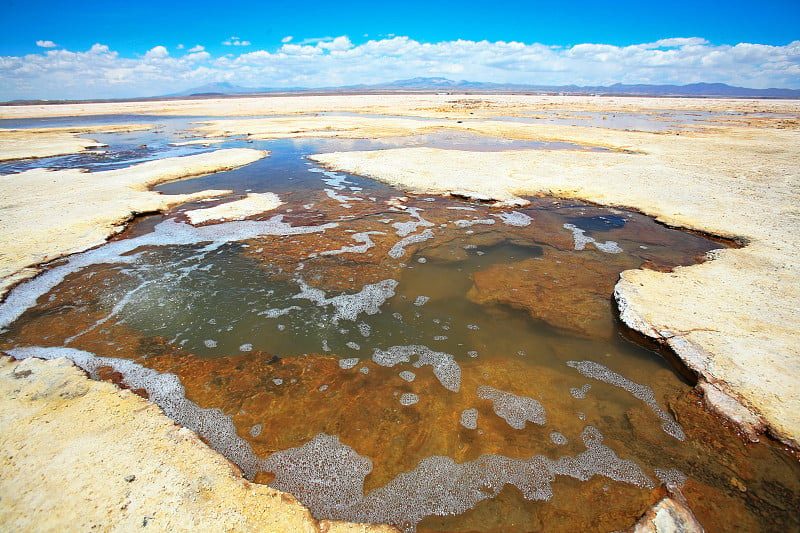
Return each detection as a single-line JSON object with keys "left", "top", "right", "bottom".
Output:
{"left": 494, "top": 211, "right": 533, "bottom": 227}
{"left": 567, "top": 360, "right": 685, "bottom": 440}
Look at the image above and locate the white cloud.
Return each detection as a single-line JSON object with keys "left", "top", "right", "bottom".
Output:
{"left": 317, "top": 36, "right": 353, "bottom": 51}
{"left": 36, "top": 40, "right": 57, "bottom": 48}
{"left": 223, "top": 37, "right": 251, "bottom": 46}
{"left": 144, "top": 46, "right": 169, "bottom": 60}
{"left": 281, "top": 36, "right": 293, "bottom": 43}
{"left": 1, "top": 36, "right": 798, "bottom": 100}
{"left": 177, "top": 44, "right": 184, "bottom": 50}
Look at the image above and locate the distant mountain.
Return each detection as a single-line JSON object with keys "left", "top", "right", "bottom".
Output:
{"left": 167, "top": 78, "right": 800, "bottom": 99}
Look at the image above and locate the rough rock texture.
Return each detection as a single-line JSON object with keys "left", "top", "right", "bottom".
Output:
{"left": 628, "top": 486, "right": 704, "bottom": 533}
{"left": 185, "top": 192, "right": 284, "bottom": 225}
{"left": 0, "top": 355, "right": 396, "bottom": 533}
{"left": 0, "top": 124, "right": 152, "bottom": 161}
{"left": 0, "top": 148, "right": 267, "bottom": 298}
{"left": 311, "top": 119, "right": 800, "bottom": 448}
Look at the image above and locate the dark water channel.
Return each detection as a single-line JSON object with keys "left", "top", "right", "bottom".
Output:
{"left": 1, "top": 117, "right": 798, "bottom": 532}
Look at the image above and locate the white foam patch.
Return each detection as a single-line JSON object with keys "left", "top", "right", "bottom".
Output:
{"left": 263, "top": 433, "right": 373, "bottom": 517}
{"left": 567, "top": 360, "right": 685, "bottom": 440}
{"left": 399, "top": 393, "right": 419, "bottom": 406}
{"left": 321, "top": 231, "right": 384, "bottom": 256}
{"left": 7, "top": 346, "right": 264, "bottom": 479}
{"left": 494, "top": 211, "right": 533, "bottom": 227}
{"left": 413, "top": 296, "right": 429, "bottom": 307}
{"left": 460, "top": 408, "right": 478, "bottom": 430}
{"left": 292, "top": 279, "right": 398, "bottom": 324}
{"left": 316, "top": 425, "right": 653, "bottom": 530}
{"left": 0, "top": 215, "right": 337, "bottom": 332}
{"left": 550, "top": 432, "right": 568, "bottom": 446}
{"left": 339, "top": 357, "right": 360, "bottom": 370}
{"left": 388, "top": 229, "right": 435, "bottom": 259}
{"left": 570, "top": 384, "right": 592, "bottom": 399}
{"left": 454, "top": 218, "right": 495, "bottom": 228}
{"left": 477, "top": 386, "right": 546, "bottom": 429}
{"left": 563, "top": 223, "right": 623, "bottom": 254}
{"left": 392, "top": 207, "right": 434, "bottom": 237}
{"left": 372, "top": 345, "right": 461, "bottom": 392}
{"left": 655, "top": 468, "right": 688, "bottom": 487}
{"left": 399, "top": 370, "right": 416, "bottom": 382}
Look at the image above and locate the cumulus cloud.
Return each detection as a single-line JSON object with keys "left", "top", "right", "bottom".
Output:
{"left": 2, "top": 36, "right": 799, "bottom": 100}
{"left": 36, "top": 40, "right": 57, "bottom": 48}
{"left": 282, "top": 36, "right": 293, "bottom": 43}
{"left": 223, "top": 37, "right": 251, "bottom": 46}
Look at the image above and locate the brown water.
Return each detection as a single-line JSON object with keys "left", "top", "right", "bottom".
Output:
{"left": 1, "top": 122, "right": 798, "bottom": 532}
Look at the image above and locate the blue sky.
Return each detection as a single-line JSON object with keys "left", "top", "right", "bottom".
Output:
{"left": 1, "top": 0, "right": 798, "bottom": 100}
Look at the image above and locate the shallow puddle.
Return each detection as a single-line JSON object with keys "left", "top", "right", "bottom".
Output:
{"left": 1, "top": 122, "right": 798, "bottom": 532}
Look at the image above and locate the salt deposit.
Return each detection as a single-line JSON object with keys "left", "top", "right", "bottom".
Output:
{"left": 7, "top": 346, "right": 265, "bottom": 479}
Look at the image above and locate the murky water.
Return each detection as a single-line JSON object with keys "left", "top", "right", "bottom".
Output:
{"left": 1, "top": 118, "right": 798, "bottom": 532}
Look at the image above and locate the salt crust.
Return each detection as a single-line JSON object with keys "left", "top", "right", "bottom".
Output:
{"left": 9, "top": 346, "right": 265, "bottom": 479}
{"left": 563, "top": 223, "right": 623, "bottom": 253}
{"left": 0, "top": 148, "right": 268, "bottom": 297}
{"left": 0, "top": 123, "right": 152, "bottom": 161}
{"left": 567, "top": 360, "right": 685, "bottom": 441}
{"left": 184, "top": 192, "right": 284, "bottom": 224}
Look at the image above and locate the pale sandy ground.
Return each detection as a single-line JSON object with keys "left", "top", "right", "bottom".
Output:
{"left": 0, "top": 355, "right": 395, "bottom": 533}
{"left": 0, "top": 124, "right": 152, "bottom": 161}
{"left": 185, "top": 192, "right": 284, "bottom": 224}
{"left": 0, "top": 148, "right": 267, "bottom": 297}
{"left": 2, "top": 93, "right": 799, "bottom": 121}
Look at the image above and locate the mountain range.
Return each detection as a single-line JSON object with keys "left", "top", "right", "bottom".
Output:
{"left": 169, "top": 78, "right": 800, "bottom": 99}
